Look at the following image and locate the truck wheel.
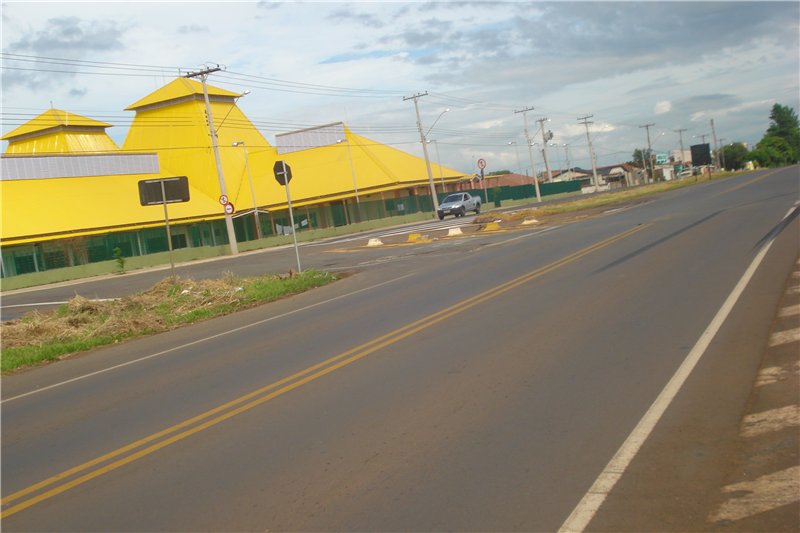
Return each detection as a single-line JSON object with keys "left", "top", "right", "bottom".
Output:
{"left": 475, "top": 204, "right": 480, "bottom": 214}
{"left": 460, "top": 207, "right": 466, "bottom": 217}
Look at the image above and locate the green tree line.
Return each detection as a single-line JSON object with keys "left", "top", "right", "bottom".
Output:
{"left": 747, "top": 104, "right": 799, "bottom": 168}
{"left": 629, "top": 104, "right": 799, "bottom": 171}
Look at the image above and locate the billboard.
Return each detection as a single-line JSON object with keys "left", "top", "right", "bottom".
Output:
{"left": 690, "top": 144, "right": 711, "bottom": 166}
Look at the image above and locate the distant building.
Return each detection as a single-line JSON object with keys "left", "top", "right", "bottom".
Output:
{"left": 673, "top": 149, "right": 692, "bottom": 165}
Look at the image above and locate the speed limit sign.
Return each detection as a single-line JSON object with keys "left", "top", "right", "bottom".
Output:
{"left": 477, "top": 159, "right": 486, "bottom": 170}
{"left": 224, "top": 203, "right": 234, "bottom": 215}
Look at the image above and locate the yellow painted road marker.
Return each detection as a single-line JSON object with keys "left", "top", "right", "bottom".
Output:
{"left": 1, "top": 223, "right": 651, "bottom": 519}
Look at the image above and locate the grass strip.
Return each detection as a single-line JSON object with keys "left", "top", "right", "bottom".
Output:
{"left": 1, "top": 269, "right": 342, "bottom": 374}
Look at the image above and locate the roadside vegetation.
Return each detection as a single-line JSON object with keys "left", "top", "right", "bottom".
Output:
{"left": 1, "top": 269, "right": 342, "bottom": 374}
{"left": 476, "top": 170, "right": 749, "bottom": 223}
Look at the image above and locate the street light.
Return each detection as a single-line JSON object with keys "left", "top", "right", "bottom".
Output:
{"left": 336, "top": 138, "right": 360, "bottom": 204}
{"left": 425, "top": 109, "right": 449, "bottom": 137}
{"left": 509, "top": 141, "right": 524, "bottom": 186}
{"left": 562, "top": 143, "right": 572, "bottom": 179}
{"left": 337, "top": 137, "right": 361, "bottom": 223}
{"left": 232, "top": 141, "right": 262, "bottom": 240}
{"left": 419, "top": 108, "right": 449, "bottom": 213}
{"left": 427, "top": 139, "right": 446, "bottom": 193}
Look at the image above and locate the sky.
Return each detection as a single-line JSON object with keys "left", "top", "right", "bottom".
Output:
{"left": 2, "top": 1, "right": 798, "bottom": 176}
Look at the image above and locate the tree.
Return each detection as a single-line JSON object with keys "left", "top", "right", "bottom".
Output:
{"left": 760, "top": 104, "right": 800, "bottom": 164}
{"left": 720, "top": 143, "right": 749, "bottom": 170}
{"left": 488, "top": 169, "right": 512, "bottom": 176}
{"left": 756, "top": 136, "right": 793, "bottom": 167}
{"left": 629, "top": 148, "right": 652, "bottom": 169}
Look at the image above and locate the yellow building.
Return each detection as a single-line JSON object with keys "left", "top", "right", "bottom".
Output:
{"left": 1, "top": 78, "right": 467, "bottom": 277}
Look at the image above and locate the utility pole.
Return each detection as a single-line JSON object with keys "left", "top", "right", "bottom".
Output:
{"left": 718, "top": 138, "right": 726, "bottom": 170}
{"left": 710, "top": 119, "right": 719, "bottom": 170}
{"left": 674, "top": 128, "right": 687, "bottom": 166}
{"left": 514, "top": 107, "right": 541, "bottom": 202}
{"left": 639, "top": 123, "right": 655, "bottom": 183}
{"left": 564, "top": 143, "right": 572, "bottom": 180}
{"left": 578, "top": 115, "right": 600, "bottom": 190}
{"left": 184, "top": 65, "right": 238, "bottom": 255}
{"left": 535, "top": 117, "right": 553, "bottom": 182}
{"left": 404, "top": 92, "right": 439, "bottom": 214}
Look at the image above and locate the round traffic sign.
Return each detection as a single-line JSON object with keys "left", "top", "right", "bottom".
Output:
{"left": 219, "top": 195, "right": 229, "bottom": 206}
{"left": 477, "top": 158, "right": 486, "bottom": 170}
{"left": 224, "top": 203, "right": 234, "bottom": 215}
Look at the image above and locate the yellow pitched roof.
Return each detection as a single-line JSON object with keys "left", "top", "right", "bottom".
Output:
{"left": 124, "top": 78, "right": 242, "bottom": 111}
{"left": 1, "top": 109, "right": 112, "bottom": 141}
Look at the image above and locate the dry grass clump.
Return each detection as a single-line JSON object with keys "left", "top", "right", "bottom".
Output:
{"left": 1, "top": 269, "right": 338, "bottom": 373}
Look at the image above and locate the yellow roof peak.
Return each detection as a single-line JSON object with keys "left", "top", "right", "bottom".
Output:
{"left": 124, "top": 78, "right": 242, "bottom": 111}
{"left": 2, "top": 109, "right": 112, "bottom": 141}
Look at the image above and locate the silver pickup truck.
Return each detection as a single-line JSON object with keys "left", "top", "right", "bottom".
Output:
{"left": 437, "top": 192, "right": 481, "bottom": 220}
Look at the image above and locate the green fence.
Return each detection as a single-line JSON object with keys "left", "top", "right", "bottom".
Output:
{"left": 437, "top": 180, "right": 581, "bottom": 206}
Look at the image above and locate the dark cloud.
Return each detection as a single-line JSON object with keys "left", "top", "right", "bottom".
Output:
{"left": 8, "top": 16, "right": 125, "bottom": 55}
{"left": 68, "top": 87, "right": 88, "bottom": 98}
{"left": 328, "top": 7, "right": 385, "bottom": 28}
{"left": 4, "top": 16, "right": 127, "bottom": 92}
{"left": 178, "top": 24, "right": 209, "bottom": 34}
{"left": 627, "top": 77, "right": 678, "bottom": 95}
{"left": 412, "top": 2, "right": 799, "bottom": 97}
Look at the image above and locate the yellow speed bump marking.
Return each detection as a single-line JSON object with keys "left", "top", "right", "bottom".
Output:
{"left": 0, "top": 223, "right": 652, "bottom": 519}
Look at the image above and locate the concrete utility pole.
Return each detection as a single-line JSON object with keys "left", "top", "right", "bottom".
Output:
{"left": 718, "top": 138, "right": 726, "bottom": 170}
{"left": 184, "top": 65, "right": 238, "bottom": 255}
{"left": 710, "top": 119, "right": 719, "bottom": 170}
{"left": 563, "top": 143, "right": 572, "bottom": 179}
{"left": 404, "top": 92, "right": 439, "bottom": 214}
{"left": 535, "top": 117, "right": 553, "bottom": 182}
{"left": 639, "top": 123, "right": 655, "bottom": 183}
{"left": 578, "top": 115, "right": 600, "bottom": 190}
{"left": 514, "top": 107, "right": 541, "bottom": 202}
{"left": 674, "top": 128, "right": 687, "bottom": 166}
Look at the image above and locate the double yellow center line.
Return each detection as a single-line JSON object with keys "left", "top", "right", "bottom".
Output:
{"left": 1, "top": 223, "right": 651, "bottom": 518}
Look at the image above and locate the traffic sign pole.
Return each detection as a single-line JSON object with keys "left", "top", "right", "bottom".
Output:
{"left": 481, "top": 168, "right": 487, "bottom": 208}
{"left": 282, "top": 161, "right": 302, "bottom": 273}
{"left": 160, "top": 179, "right": 177, "bottom": 283}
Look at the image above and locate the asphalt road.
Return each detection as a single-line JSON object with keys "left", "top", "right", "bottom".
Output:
{"left": 2, "top": 167, "right": 798, "bottom": 531}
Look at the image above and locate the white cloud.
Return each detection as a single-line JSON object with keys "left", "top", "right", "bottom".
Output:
{"left": 654, "top": 101, "right": 672, "bottom": 114}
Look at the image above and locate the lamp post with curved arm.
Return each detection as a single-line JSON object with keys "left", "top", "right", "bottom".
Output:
{"left": 337, "top": 137, "right": 361, "bottom": 223}
{"left": 232, "top": 141, "right": 262, "bottom": 240}
{"left": 509, "top": 142, "right": 524, "bottom": 186}
{"left": 427, "top": 139, "right": 446, "bottom": 194}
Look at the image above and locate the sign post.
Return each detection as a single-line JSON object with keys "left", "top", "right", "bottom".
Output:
{"left": 477, "top": 159, "right": 487, "bottom": 207}
{"left": 273, "top": 160, "right": 302, "bottom": 273}
{"left": 138, "top": 176, "right": 190, "bottom": 283}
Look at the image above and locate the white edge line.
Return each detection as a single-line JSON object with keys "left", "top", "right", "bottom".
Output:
{"left": 2, "top": 274, "right": 415, "bottom": 404}
{"left": 2, "top": 298, "right": 119, "bottom": 309}
{"left": 482, "top": 225, "right": 560, "bottom": 248}
{"left": 557, "top": 205, "right": 798, "bottom": 533}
